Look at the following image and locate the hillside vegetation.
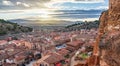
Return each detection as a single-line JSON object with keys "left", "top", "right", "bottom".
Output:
{"left": 0, "top": 19, "right": 33, "bottom": 35}
{"left": 55, "top": 20, "right": 100, "bottom": 32}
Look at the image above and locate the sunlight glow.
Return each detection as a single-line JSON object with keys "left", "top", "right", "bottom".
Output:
{"left": 24, "top": 9, "right": 52, "bottom": 19}
{"left": 38, "top": 13, "right": 51, "bottom": 19}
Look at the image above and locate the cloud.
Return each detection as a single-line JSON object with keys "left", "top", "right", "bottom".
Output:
{"left": 44, "top": 0, "right": 105, "bottom": 10}
{"left": 0, "top": 0, "right": 106, "bottom": 10}
{"left": 8, "top": 0, "right": 51, "bottom": 7}
{"left": 96, "top": 6, "right": 108, "bottom": 10}
{"left": 22, "top": 3, "right": 30, "bottom": 7}
{"left": 74, "top": 0, "right": 104, "bottom": 3}
{"left": 2, "top": 1, "right": 14, "bottom": 6}
{"left": 16, "top": 2, "right": 30, "bottom": 7}
{"left": 16, "top": 2, "right": 21, "bottom": 5}
{"left": 50, "top": 0, "right": 104, "bottom": 3}
{"left": 0, "top": 10, "right": 25, "bottom": 13}
{"left": 0, "top": 0, "right": 51, "bottom": 10}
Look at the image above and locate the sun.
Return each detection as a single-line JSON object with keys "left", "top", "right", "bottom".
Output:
{"left": 26, "top": 9, "right": 52, "bottom": 19}
{"left": 37, "top": 9, "right": 52, "bottom": 19}
{"left": 39, "top": 13, "right": 51, "bottom": 18}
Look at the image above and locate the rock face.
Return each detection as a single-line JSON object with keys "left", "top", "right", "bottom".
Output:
{"left": 99, "top": 0, "right": 120, "bottom": 66}
{"left": 100, "top": 0, "right": 120, "bottom": 32}
{"left": 108, "top": 0, "right": 120, "bottom": 27}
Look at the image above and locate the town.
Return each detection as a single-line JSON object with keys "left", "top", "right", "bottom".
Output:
{"left": 0, "top": 28, "right": 98, "bottom": 66}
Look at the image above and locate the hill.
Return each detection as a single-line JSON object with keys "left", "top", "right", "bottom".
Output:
{"left": 55, "top": 20, "right": 100, "bottom": 32}
{"left": 0, "top": 19, "right": 33, "bottom": 35}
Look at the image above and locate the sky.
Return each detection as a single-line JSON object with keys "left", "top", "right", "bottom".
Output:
{"left": 0, "top": 0, "right": 109, "bottom": 26}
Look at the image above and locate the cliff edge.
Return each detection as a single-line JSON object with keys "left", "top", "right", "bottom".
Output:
{"left": 99, "top": 0, "right": 120, "bottom": 66}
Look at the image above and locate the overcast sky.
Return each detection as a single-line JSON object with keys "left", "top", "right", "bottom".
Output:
{"left": 0, "top": 0, "right": 108, "bottom": 20}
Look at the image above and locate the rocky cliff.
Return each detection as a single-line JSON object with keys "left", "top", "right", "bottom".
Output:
{"left": 100, "top": 0, "right": 120, "bottom": 32}
{"left": 99, "top": 0, "right": 120, "bottom": 66}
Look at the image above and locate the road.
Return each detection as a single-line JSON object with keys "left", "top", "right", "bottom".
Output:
{"left": 70, "top": 51, "right": 80, "bottom": 66}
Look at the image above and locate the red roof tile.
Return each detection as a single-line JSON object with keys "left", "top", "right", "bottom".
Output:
{"left": 67, "top": 40, "right": 84, "bottom": 47}
{"left": 44, "top": 53, "right": 64, "bottom": 64}
{"left": 58, "top": 49, "right": 69, "bottom": 56}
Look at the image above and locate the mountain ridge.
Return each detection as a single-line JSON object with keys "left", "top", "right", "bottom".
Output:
{"left": 55, "top": 20, "right": 99, "bottom": 32}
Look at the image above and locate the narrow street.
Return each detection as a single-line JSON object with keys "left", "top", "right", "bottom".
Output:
{"left": 26, "top": 61, "right": 35, "bottom": 66}
{"left": 70, "top": 50, "right": 80, "bottom": 66}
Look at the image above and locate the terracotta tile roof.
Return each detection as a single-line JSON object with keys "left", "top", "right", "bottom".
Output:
{"left": 15, "top": 56, "right": 25, "bottom": 61}
{"left": 0, "top": 40, "right": 7, "bottom": 45}
{"left": 11, "top": 40, "right": 21, "bottom": 44}
{"left": 3, "top": 63, "right": 16, "bottom": 66}
{"left": 58, "top": 49, "right": 69, "bottom": 56}
{"left": 66, "top": 46, "right": 75, "bottom": 51}
{"left": 36, "top": 55, "right": 50, "bottom": 63}
{"left": 78, "top": 34, "right": 95, "bottom": 39}
{"left": 7, "top": 49, "right": 22, "bottom": 56}
{"left": 4, "top": 44, "right": 16, "bottom": 49}
{"left": 44, "top": 53, "right": 65, "bottom": 64}
{"left": 0, "top": 53, "right": 9, "bottom": 60}
{"left": 42, "top": 50, "right": 52, "bottom": 56}
{"left": 14, "top": 51, "right": 27, "bottom": 61}
{"left": 67, "top": 40, "right": 84, "bottom": 47}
